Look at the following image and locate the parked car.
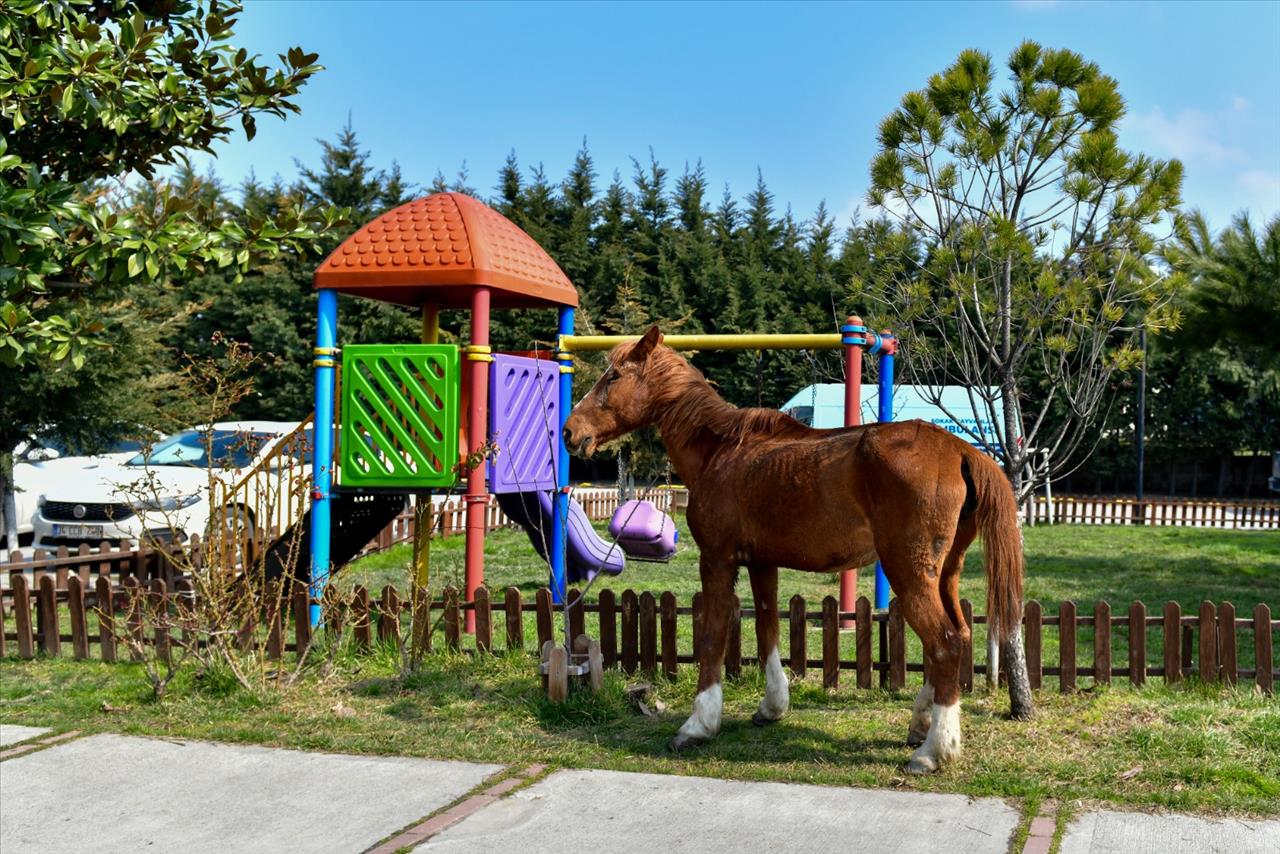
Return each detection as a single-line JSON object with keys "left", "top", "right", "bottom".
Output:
{"left": 7, "top": 434, "right": 160, "bottom": 548}
{"left": 30, "top": 421, "right": 309, "bottom": 552}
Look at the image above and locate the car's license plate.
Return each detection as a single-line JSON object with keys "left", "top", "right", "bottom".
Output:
{"left": 52, "top": 524, "right": 105, "bottom": 539}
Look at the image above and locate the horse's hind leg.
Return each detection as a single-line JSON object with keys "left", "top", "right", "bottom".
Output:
{"left": 910, "top": 524, "right": 976, "bottom": 747}
{"left": 671, "top": 554, "right": 737, "bottom": 751}
{"left": 747, "top": 564, "right": 788, "bottom": 726}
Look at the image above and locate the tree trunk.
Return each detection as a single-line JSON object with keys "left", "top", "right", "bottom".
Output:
{"left": 0, "top": 452, "right": 17, "bottom": 553}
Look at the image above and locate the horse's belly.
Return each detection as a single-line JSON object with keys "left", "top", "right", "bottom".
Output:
{"left": 745, "top": 513, "right": 877, "bottom": 572}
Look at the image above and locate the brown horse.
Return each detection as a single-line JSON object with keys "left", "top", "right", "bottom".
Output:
{"left": 564, "top": 327, "right": 1033, "bottom": 774}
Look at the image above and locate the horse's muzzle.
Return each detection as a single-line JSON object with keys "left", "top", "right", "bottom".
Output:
{"left": 562, "top": 426, "right": 594, "bottom": 458}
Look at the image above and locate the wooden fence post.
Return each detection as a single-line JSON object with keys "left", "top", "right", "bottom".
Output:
{"left": 95, "top": 575, "right": 116, "bottom": 662}
{"left": 1129, "top": 601, "right": 1146, "bottom": 686}
{"left": 1198, "top": 601, "right": 1217, "bottom": 683}
{"left": 725, "top": 594, "right": 742, "bottom": 680}
{"left": 266, "top": 588, "right": 283, "bottom": 661}
{"left": 379, "top": 585, "right": 401, "bottom": 647}
{"left": 639, "top": 592, "right": 657, "bottom": 674}
{"left": 150, "top": 578, "right": 170, "bottom": 666}
{"left": 621, "top": 589, "right": 638, "bottom": 674}
{"left": 1163, "top": 602, "right": 1181, "bottom": 685}
{"left": 788, "top": 594, "right": 806, "bottom": 678}
{"left": 887, "top": 597, "right": 906, "bottom": 690}
{"left": 293, "top": 588, "right": 311, "bottom": 659}
{"left": 1059, "top": 601, "right": 1077, "bottom": 692}
{"left": 1255, "top": 603, "right": 1273, "bottom": 695}
{"left": 443, "top": 585, "right": 460, "bottom": 652}
{"left": 38, "top": 574, "right": 59, "bottom": 657}
{"left": 856, "top": 596, "right": 872, "bottom": 690}
{"left": 660, "top": 592, "right": 678, "bottom": 681}
{"left": 535, "top": 587, "right": 554, "bottom": 651}
{"left": 0, "top": 580, "right": 6, "bottom": 657}
{"left": 1217, "top": 601, "right": 1236, "bottom": 686}
{"left": 504, "top": 587, "right": 523, "bottom": 653}
{"left": 67, "top": 574, "right": 89, "bottom": 660}
{"left": 12, "top": 572, "right": 34, "bottom": 659}
{"left": 821, "top": 595, "right": 839, "bottom": 691}
{"left": 959, "top": 598, "right": 974, "bottom": 693}
{"left": 1094, "top": 601, "right": 1111, "bottom": 686}
{"left": 567, "top": 588, "right": 584, "bottom": 645}
{"left": 598, "top": 589, "right": 616, "bottom": 668}
{"left": 1024, "top": 600, "right": 1042, "bottom": 690}
{"left": 411, "top": 586, "right": 431, "bottom": 657}
{"left": 473, "top": 586, "right": 491, "bottom": 653}
{"left": 352, "top": 585, "right": 371, "bottom": 651}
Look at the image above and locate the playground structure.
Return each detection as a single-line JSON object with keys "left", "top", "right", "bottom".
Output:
{"left": 294, "top": 191, "right": 900, "bottom": 634}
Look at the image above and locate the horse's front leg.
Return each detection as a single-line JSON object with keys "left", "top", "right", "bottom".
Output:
{"left": 671, "top": 554, "right": 737, "bottom": 751}
{"left": 748, "top": 564, "right": 788, "bottom": 726}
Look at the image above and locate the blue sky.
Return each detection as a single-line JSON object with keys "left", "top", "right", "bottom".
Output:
{"left": 199, "top": 0, "right": 1280, "bottom": 233}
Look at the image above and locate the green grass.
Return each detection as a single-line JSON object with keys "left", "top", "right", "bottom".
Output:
{"left": 2, "top": 523, "right": 1277, "bottom": 817}
{"left": 2, "top": 648, "right": 1276, "bottom": 817}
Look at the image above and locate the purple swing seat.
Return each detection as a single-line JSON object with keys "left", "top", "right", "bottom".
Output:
{"left": 608, "top": 499, "right": 679, "bottom": 561}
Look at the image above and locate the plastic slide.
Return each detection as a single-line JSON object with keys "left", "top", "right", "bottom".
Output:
{"left": 495, "top": 491, "right": 625, "bottom": 583}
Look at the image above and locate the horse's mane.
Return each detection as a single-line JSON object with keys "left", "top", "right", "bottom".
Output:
{"left": 640, "top": 345, "right": 816, "bottom": 448}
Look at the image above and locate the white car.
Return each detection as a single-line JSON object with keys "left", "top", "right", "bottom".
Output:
{"left": 30, "top": 421, "right": 310, "bottom": 552}
{"left": 7, "top": 436, "right": 156, "bottom": 548}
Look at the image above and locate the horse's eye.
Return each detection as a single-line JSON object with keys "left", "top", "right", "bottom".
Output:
{"left": 604, "top": 370, "right": 620, "bottom": 385}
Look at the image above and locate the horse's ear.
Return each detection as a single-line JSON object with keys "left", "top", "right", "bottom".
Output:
{"left": 630, "top": 325, "right": 664, "bottom": 361}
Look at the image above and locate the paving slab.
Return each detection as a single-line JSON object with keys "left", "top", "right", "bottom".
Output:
{"left": 1060, "top": 809, "right": 1280, "bottom": 854}
{"left": 0, "top": 733, "right": 501, "bottom": 854}
{"left": 416, "top": 768, "right": 1020, "bottom": 853}
{"left": 0, "top": 725, "right": 50, "bottom": 747}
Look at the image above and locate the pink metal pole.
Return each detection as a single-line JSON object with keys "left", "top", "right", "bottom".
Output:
{"left": 839, "top": 315, "right": 865, "bottom": 628}
{"left": 463, "top": 287, "right": 492, "bottom": 633}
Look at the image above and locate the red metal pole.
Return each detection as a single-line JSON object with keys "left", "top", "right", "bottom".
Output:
{"left": 464, "top": 287, "right": 491, "bottom": 633}
{"left": 839, "top": 315, "right": 864, "bottom": 628}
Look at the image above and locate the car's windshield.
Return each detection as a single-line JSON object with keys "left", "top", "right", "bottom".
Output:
{"left": 127, "top": 430, "right": 278, "bottom": 469}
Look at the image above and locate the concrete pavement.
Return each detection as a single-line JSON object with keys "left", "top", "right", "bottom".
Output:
{"left": 1, "top": 728, "right": 1277, "bottom": 854}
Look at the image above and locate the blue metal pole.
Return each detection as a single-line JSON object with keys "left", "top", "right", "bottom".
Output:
{"left": 874, "top": 338, "right": 895, "bottom": 610}
{"left": 550, "top": 307, "right": 575, "bottom": 604}
{"left": 309, "top": 289, "right": 338, "bottom": 626}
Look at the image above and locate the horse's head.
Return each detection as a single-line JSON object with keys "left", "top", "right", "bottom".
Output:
{"left": 563, "top": 325, "right": 665, "bottom": 458}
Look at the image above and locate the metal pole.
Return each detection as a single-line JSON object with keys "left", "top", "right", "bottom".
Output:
{"left": 839, "top": 316, "right": 865, "bottom": 628}
{"left": 550, "top": 307, "right": 575, "bottom": 605}
{"left": 874, "top": 333, "right": 895, "bottom": 611}
{"left": 308, "top": 289, "right": 338, "bottom": 626}
{"left": 463, "top": 287, "right": 492, "bottom": 633}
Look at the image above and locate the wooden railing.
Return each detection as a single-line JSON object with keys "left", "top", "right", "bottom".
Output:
{"left": 1027, "top": 495, "right": 1279, "bottom": 529}
{"left": 4, "top": 571, "right": 1274, "bottom": 697}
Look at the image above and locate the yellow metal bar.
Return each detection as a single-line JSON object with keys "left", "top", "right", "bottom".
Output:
{"left": 421, "top": 303, "right": 439, "bottom": 344}
{"left": 559, "top": 333, "right": 844, "bottom": 352}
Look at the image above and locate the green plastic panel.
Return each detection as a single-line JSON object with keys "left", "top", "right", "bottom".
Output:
{"left": 338, "top": 344, "right": 460, "bottom": 488}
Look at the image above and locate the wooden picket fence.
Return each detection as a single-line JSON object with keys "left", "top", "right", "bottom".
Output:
{"left": 1028, "top": 494, "right": 1279, "bottom": 529}
{"left": 4, "top": 569, "right": 1274, "bottom": 696}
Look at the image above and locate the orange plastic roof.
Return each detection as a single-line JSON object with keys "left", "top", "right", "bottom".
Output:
{"left": 313, "top": 193, "right": 578, "bottom": 309}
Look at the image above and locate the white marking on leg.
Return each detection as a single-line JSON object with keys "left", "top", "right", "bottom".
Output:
{"left": 677, "top": 683, "right": 723, "bottom": 741}
{"left": 908, "top": 702, "right": 962, "bottom": 774}
{"left": 909, "top": 682, "right": 934, "bottom": 741}
{"left": 986, "top": 618, "right": 1000, "bottom": 690}
{"left": 757, "top": 647, "right": 790, "bottom": 721}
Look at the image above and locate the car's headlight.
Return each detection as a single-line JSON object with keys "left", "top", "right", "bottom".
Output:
{"left": 136, "top": 494, "right": 202, "bottom": 512}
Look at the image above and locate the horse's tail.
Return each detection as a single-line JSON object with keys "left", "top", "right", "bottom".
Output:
{"left": 967, "top": 450, "right": 1023, "bottom": 646}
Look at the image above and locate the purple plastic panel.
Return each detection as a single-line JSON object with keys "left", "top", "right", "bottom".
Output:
{"left": 488, "top": 353, "right": 561, "bottom": 494}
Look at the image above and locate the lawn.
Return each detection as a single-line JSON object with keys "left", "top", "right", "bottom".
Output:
{"left": 2, "top": 523, "right": 1277, "bottom": 818}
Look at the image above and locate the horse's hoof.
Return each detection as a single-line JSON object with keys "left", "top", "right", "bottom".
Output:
{"left": 752, "top": 710, "right": 781, "bottom": 727}
{"left": 906, "top": 730, "right": 927, "bottom": 748}
{"left": 906, "top": 754, "right": 939, "bottom": 775}
{"left": 669, "top": 733, "right": 709, "bottom": 752}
